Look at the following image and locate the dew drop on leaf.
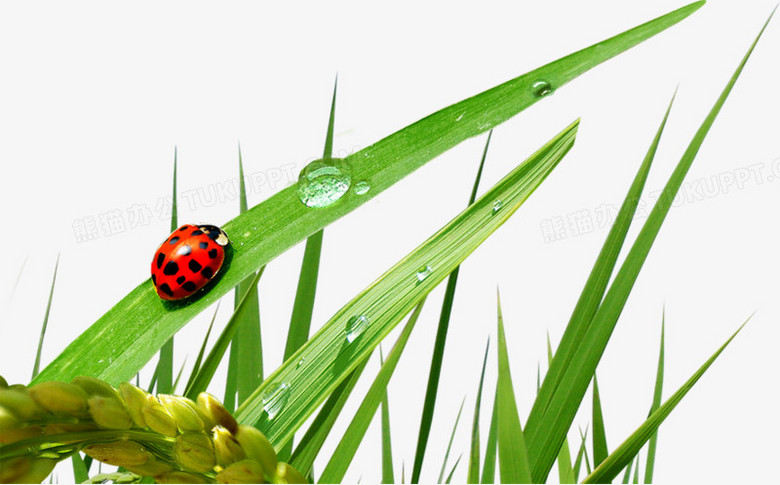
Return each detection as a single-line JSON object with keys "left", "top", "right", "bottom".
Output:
{"left": 492, "top": 200, "right": 503, "bottom": 213}
{"left": 416, "top": 265, "right": 432, "bottom": 282}
{"left": 261, "top": 382, "right": 290, "bottom": 419}
{"left": 530, "top": 79, "right": 554, "bottom": 98}
{"left": 354, "top": 180, "right": 371, "bottom": 195}
{"left": 297, "top": 158, "right": 353, "bottom": 208}
{"left": 346, "top": 315, "right": 369, "bottom": 343}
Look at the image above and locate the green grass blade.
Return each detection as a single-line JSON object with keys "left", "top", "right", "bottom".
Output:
{"left": 438, "top": 397, "right": 466, "bottom": 483}
{"left": 236, "top": 120, "right": 579, "bottom": 448}
{"left": 632, "top": 452, "right": 641, "bottom": 483}
{"left": 380, "top": 346, "right": 395, "bottom": 484}
{"left": 318, "top": 300, "right": 425, "bottom": 483}
{"left": 572, "top": 426, "right": 588, "bottom": 482}
{"left": 644, "top": 310, "right": 665, "bottom": 483}
{"left": 32, "top": 254, "right": 59, "bottom": 379}
{"left": 592, "top": 374, "right": 608, "bottom": 467}
{"left": 34, "top": 2, "right": 700, "bottom": 386}
{"left": 527, "top": 12, "right": 772, "bottom": 481}
{"left": 445, "top": 454, "right": 463, "bottom": 484}
{"left": 413, "top": 130, "right": 491, "bottom": 483}
{"left": 621, "top": 456, "right": 634, "bottom": 484}
{"left": 225, "top": 147, "right": 264, "bottom": 412}
{"left": 547, "top": 334, "right": 575, "bottom": 484}
{"left": 71, "top": 453, "right": 88, "bottom": 484}
{"left": 583, "top": 319, "right": 749, "bottom": 483}
{"left": 172, "top": 356, "right": 187, "bottom": 394}
{"left": 496, "top": 290, "right": 531, "bottom": 484}
{"left": 156, "top": 148, "right": 177, "bottom": 394}
{"left": 184, "top": 303, "right": 221, "bottom": 394}
{"left": 183, "top": 269, "right": 264, "bottom": 399}
{"left": 468, "top": 339, "right": 490, "bottom": 484}
{"left": 481, "top": 389, "right": 498, "bottom": 484}
{"left": 527, "top": 89, "right": 675, "bottom": 442}
{"left": 289, "top": 358, "right": 370, "bottom": 478}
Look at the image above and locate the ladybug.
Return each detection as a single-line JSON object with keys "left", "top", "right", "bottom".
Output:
{"left": 151, "top": 224, "right": 230, "bottom": 300}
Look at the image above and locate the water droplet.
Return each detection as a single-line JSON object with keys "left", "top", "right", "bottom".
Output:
{"left": 243, "top": 231, "right": 251, "bottom": 238}
{"left": 492, "top": 200, "right": 503, "bottom": 213}
{"left": 354, "top": 180, "right": 370, "bottom": 195}
{"left": 530, "top": 80, "right": 554, "bottom": 98}
{"left": 296, "top": 358, "right": 305, "bottom": 368}
{"left": 346, "top": 315, "right": 369, "bottom": 343}
{"left": 261, "top": 382, "right": 290, "bottom": 419}
{"left": 416, "top": 265, "right": 432, "bottom": 282}
{"left": 297, "top": 158, "right": 352, "bottom": 208}
{"left": 456, "top": 113, "right": 464, "bottom": 121}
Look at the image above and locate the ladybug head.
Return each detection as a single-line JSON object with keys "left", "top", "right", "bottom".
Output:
{"left": 198, "top": 225, "right": 230, "bottom": 247}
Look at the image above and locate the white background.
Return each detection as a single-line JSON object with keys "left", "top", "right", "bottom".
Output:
{"left": 1, "top": 1, "right": 778, "bottom": 483}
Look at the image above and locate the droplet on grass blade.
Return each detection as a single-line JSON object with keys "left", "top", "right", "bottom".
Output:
{"left": 261, "top": 382, "right": 290, "bottom": 420}
{"left": 346, "top": 315, "right": 369, "bottom": 343}
{"left": 530, "top": 79, "right": 554, "bottom": 98}
{"left": 353, "top": 180, "right": 371, "bottom": 195}
{"left": 416, "top": 265, "right": 432, "bottom": 282}
{"left": 492, "top": 200, "right": 503, "bottom": 213}
{"left": 297, "top": 158, "right": 352, "bottom": 208}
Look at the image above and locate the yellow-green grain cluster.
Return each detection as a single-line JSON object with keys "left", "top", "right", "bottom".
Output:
{"left": 0, "top": 376, "right": 305, "bottom": 484}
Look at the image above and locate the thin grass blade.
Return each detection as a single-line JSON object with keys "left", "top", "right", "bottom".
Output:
{"left": 380, "top": 346, "right": 395, "bottom": 484}
{"left": 592, "top": 374, "right": 608, "bottom": 467}
{"left": 32, "top": 254, "right": 59, "bottom": 379}
{"left": 225, "top": 147, "right": 264, "bottom": 412}
{"left": 155, "top": 148, "right": 177, "bottom": 394}
{"left": 318, "top": 300, "right": 425, "bottom": 483}
{"left": 526, "top": 13, "right": 773, "bottom": 481}
{"left": 572, "top": 426, "right": 588, "bottom": 483}
{"left": 621, "top": 456, "right": 634, "bottom": 484}
{"left": 438, "top": 397, "right": 466, "bottom": 483}
{"left": 171, "top": 356, "right": 187, "bottom": 393}
{"left": 445, "top": 454, "right": 463, "bottom": 484}
{"left": 547, "top": 336, "right": 575, "bottom": 484}
{"left": 237, "top": 121, "right": 579, "bottom": 447}
{"left": 35, "top": 2, "right": 701, "bottom": 385}
{"left": 481, "top": 389, "right": 498, "bottom": 484}
{"left": 71, "top": 453, "right": 88, "bottom": 484}
{"left": 632, "top": 452, "right": 641, "bottom": 483}
{"left": 644, "top": 310, "right": 665, "bottom": 483}
{"left": 467, "top": 339, "right": 490, "bottom": 484}
{"left": 584, "top": 319, "right": 749, "bottom": 483}
{"left": 413, "top": 129, "right": 491, "bottom": 483}
{"left": 526, "top": 88, "right": 675, "bottom": 444}
{"left": 183, "top": 269, "right": 264, "bottom": 399}
{"left": 184, "top": 302, "right": 221, "bottom": 393}
{"left": 496, "top": 290, "right": 531, "bottom": 483}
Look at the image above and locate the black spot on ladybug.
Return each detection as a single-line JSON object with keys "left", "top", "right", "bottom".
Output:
{"left": 151, "top": 274, "right": 156, "bottom": 285}
{"left": 192, "top": 230, "right": 204, "bottom": 236}
{"left": 163, "top": 261, "right": 179, "bottom": 276}
{"left": 201, "top": 267, "right": 214, "bottom": 279}
{"left": 169, "top": 236, "right": 180, "bottom": 245}
{"left": 182, "top": 281, "right": 197, "bottom": 292}
{"left": 177, "top": 244, "right": 192, "bottom": 256}
{"left": 159, "top": 283, "right": 174, "bottom": 297}
{"left": 208, "top": 249, "right": 218, "bottom": 259}
{"left": 156, "top": 252, "right": 165, "bottom": 269}
{"left": 176, "top": 276, "right": 185, "bottom": 284}
{"left": 199, "top": 241, "right": 208, "bottom": 249}
{"left": 178, "top": 225, "right": 190, "bottom": 232}
{"left": 188, "top": 259, "right": 203, "bottom": 272}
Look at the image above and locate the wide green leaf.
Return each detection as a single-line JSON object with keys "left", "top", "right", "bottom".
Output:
{"left": 236, "top": 120, "right": 579, "bottom": 448}
{"left": 34, "top": 2, "right": 701, "bottom": 385}
{"left": 583, "top": 321, "right": 748, "bottom": 483}
{"left": 525, "top": 11, "right": 772, "bottom": 481}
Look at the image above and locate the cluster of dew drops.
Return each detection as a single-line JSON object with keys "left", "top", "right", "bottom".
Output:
{"left": 269, "top": 79, "right": 553, "bottom": 420}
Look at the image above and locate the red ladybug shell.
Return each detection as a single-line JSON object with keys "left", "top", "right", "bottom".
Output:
{"left": 151, "top": 224, "right": 229, "bottom": 300}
